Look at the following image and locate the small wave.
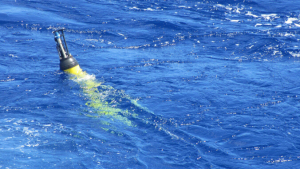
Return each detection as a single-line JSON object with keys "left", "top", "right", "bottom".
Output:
{"left": 285, "top": 17, "right": 298, "bottom": 24}
{"left": 288, "top": 51, "right": 300, "bottom": 57}
{"left": 245, "top": 11, "right": 258, "bottom": 18}
{"left": 261, "top": 14, "right": 278, "bottom": 20}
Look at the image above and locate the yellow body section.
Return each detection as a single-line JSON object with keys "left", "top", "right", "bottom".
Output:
{"left": 64, "top": 65, "right": 82, "bottom": 75}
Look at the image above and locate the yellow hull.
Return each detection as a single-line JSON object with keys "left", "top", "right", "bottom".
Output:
{"left": 64, "top": 65, "right": 83, "bottom": 75}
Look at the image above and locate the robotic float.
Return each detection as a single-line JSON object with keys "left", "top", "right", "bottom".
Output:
{"left": 52, "top": 29, "right": 156, "bottom": 129}
{"left": 52, "top": 28, "right": 137, "bottom": 127}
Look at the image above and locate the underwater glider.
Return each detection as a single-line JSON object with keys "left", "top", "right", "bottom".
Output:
{"left": 53, "top": 28, "right": 135, "bottom": 127}
{"left": 52, "top": 28, "right": 152, "bottom": 128}
{"left": 52, "top": 29, "right": 184, "bottom": 140}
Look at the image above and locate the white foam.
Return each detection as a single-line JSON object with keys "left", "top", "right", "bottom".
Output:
{"left": 230, "top": 20, "right": 239, "bottom": 22}
{"left": 255, "top": 23, "right": 262, "bottom": 27}
{"left": 288, "top": 51, "right": 300, "bottom": 57}
{"left": 246, "top": 11, "right": 258, "bottom": 18}
{"left": 23, "top": 127, "right": 39, "bottom": 137}
{"left": 178, "top": 6, "right": 191, "bottom": 9}
{"left": 9, "top": 54, "right": 18, "bottom": 58}
{"left": 285, "top": 18, "right": 298, "bottom": 24}
{"left": 85, "top": 39, "right": 98, "bottom": 42}
{"left": 25, "top": 143, "right": 39, "bottom": 147}
{"left": 273, "top": 51, "right": 280, "bottom": 55}
{"left": 226, "top": 7, "right": 232, "bottom": 11}
{"left": 216, "top": 4, "right": 225, "bottom": 8}
{"left": 284, "top": 33, "right": 295, "bottom": 37}
{"left": 261, "top": 14, "right": 277, "bottom": 20}
{"left": 234, "top": 7, "right": 243, "bottom": 13}
{"left": 144, "top": 8, "right": 154, "bottom": 11}
{"left": 73, "top": 73, "right": 96, "bottom": 82}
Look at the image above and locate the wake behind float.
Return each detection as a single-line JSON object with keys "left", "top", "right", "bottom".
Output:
{"left": 53, "top": 28, "right": 82, "bottom": 75}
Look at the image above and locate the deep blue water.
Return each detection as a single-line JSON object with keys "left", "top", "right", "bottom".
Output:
{"left": 1, "top": 0, "right": 300, "bottom": 168}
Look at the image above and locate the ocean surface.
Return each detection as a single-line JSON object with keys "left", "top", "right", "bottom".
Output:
{"left": 1, "top": 0, "right": 300, "bottom": 168}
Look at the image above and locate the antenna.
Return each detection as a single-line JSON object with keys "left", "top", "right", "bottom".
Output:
{"left": 53, "top": 28, "right": 80, "bottom": 73}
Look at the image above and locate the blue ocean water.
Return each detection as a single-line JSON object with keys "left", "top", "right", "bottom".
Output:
{"left": 1, "top": 0, "right": 300, "bottom": 168}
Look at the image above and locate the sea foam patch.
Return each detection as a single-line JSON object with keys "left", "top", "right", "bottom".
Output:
{"left": 285, "top": 18, "right": 298, "bottom": 24}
